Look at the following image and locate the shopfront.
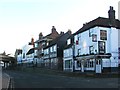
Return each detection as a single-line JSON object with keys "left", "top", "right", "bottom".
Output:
{"left": 76, "top": 54, "right": 111, "bottom": 73}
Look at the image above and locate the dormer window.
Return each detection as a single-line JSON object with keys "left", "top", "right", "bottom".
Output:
{"left": 47, "top": 42, "right": 49, "bottom": 46}
{"left": 67, "top": 39, "right": 71, "bottom": 45}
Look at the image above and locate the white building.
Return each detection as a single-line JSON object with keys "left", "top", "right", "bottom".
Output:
{"left": 15, "top": 49, "right": 22, "bottom": 64}
{"left": 21, "top": 44, "right": 33, "bottom": 64}
{"left": 17, "top": 54, "right": 22, "bottom": 64}
{"left": 63, "top": 6, "right": 120, "bottom": 73}
{"left": 63, "top": 35, "right": 74, "bottom": 72}
{"left": 26, "top": 48, "right": 35, "bottom": 66}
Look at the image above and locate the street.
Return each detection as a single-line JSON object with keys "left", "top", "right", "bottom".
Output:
{"left": 3, "top": 69, "right": 119, "bottom": 88}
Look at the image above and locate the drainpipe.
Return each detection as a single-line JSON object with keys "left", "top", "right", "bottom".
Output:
{"left": 72, "top": 43, "right": 75, "bottom": 72}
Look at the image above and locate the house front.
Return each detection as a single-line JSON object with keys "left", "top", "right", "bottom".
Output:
{"left": 15, "top": 49, "right": 22, "bottom": 65}
{"left": 74, "top": 6, "right": 120, "bottom": 73}
{"left": 26, "top": 48, "right": 35, "bottom": 67}
{"left": 21, "top": 44, "right": 34, "bottom": 64}
{"left": 63, "top": 35, "right": 74, "bottom": 72}
{"left": 35, "top": 26, "right": 59, "bottom": 67}
{"left": 43, "top": 30, "right": 72, "bottom": 70}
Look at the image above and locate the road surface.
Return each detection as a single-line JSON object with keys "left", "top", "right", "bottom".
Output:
{"left": 3, "top": 70, "right": 119, "bottom": 88}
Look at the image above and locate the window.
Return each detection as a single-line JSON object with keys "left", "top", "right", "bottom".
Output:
{"left": 50, "top": 47, "right": 53, "bottom": 52}
{"left": 76, "top": 40, "right": 79, "bottom": 45}
{"left": 23, "top": 53, "right": 25, "bottom": 59}
{"left": 65, "top": 60, "right": 71, "bottom": 68}
{"left": 41, "top": 48, "right": 44, "bottom": 53}
{"left": 89, "top": 46, "right": 94, "bottom": 54}
{"left": 47, "top": 49, "right": 49, "bottom": 54}
{"left": 96, "top": 59, "right": 101, "bottom": 65}
{"left": 92, "top": 34, "right": 97, "bottom": 42}
{"left": 77, "top": 61, "right": 81, "bottom": 68}
{"left": 89, "top": 29, "right": 93, "bottom": 37}
{"left": 118, "top": 47, "right": 120, "bottom": 59}
{"left": 42, "top": 42, "right": 45, "bottom": 46}
{"left": 34, "top": 43, "right": 38, "bottom": 48}
{"left": 77, "top": 34, "right": 81, "bottom": 44}
{"left": 77, "top": 35, "right": 79, "bottom": 41}
{"left": 44, "top": 49, "right": 49, "bottom": 55}
{"left": 100, "top": 30, "right": 107, "bottom": 40}
{"left": 46, "top": 42, "right": 49, "bottom": 46}
{"left": 53, "top": 45, "right": 56, "bottom": 52}
{"left": 98, "top": 41, "right": 106, "bottom": 54}
{"left": 85, "top": 59, "right": 94, "bottom": 68}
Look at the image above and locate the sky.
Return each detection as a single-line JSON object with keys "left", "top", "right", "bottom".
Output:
{"left": 0, "top": 0, "right": 119, "bottom": 56}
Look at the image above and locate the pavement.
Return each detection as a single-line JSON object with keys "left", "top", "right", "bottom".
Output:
{"left": 2, "top": 73, "right": 10, "bottom": 89}
{"left": 2, "top": 72, "right": 13, "bottom": 90}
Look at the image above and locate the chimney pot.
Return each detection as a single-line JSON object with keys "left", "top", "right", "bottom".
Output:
{"left": 108, "top": 6, "right": 115, "bottom": 20}
{"left": 39, "top": 32, "right": 43, "bottom": 39}
{"left": 51, "top": 26, "right": 56, "bottom": 33}
{"left": 68, "top": 29, "right": 72, "bottom": 34}
{"left": 60, "top": 31, "right": 64, "bottom": 35}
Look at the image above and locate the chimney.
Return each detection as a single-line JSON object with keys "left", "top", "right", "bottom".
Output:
{"left": 39, "top": 32, "right": 43, "bottom": 40}
{"left": 83, "top": 22, "right": 87, "bottom": 26}
{"left": 51, "top": 26, "right": 57, "bottom": 33}
{"left": 68, "top": 29, "right": 72, "bottom": 35}
{"left": 31, "top": 37, "right": 34, "bottom": 46}
{"left": 108, "top": 6, "right": 115, "bottom": 20}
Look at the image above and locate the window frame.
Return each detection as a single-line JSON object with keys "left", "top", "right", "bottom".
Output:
{"left": 100, "top": 30, "right": 107, "bottom": 40}
{"left": 92, "top": 34, "right": 97, "bottom": 42}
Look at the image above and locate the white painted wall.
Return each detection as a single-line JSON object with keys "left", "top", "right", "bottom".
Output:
{"left": 64, "top": 48, "right": 73, "bottom": 58}
{"left": 118, "top": 29, "right": 120, "bottom": 64}
{"left": 74, "top": 27, "right": 99, "bottom": 56}
{"left": 26, "top": 53, "right": 34, "bottom": 63}
{"left": 110, "top": 27, "right": 119, "bottom": 67}
{"left": 63, "top": 47, "right": 73, "bottom": 71}
{"left": 17, "top": 54, "right": 22, "bottom": 64}
{"left": 74, "top": 26, "right": 119, "bottom": 68}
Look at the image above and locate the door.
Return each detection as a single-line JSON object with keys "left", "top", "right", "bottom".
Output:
{"left": 81, "top": 60, "right": 84, "bottom": 72}
{"left": 95, "top": 59, "right": 102, "bottom": 73}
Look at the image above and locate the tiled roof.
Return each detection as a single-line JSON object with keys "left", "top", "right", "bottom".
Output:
{"left": 74, "top": 17, "right": 120, "bottom": 35}
{"left": 43, "top": 31, "right": 71, "bottom": 49}
{"left": 43, "top": 34, "right": 64, "bottom": 49}
{"left": 35, "top": 31, "right": 59, "bottom": 43}
{"left": 26, "top": 48, "right": 34, "bottom": 55}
